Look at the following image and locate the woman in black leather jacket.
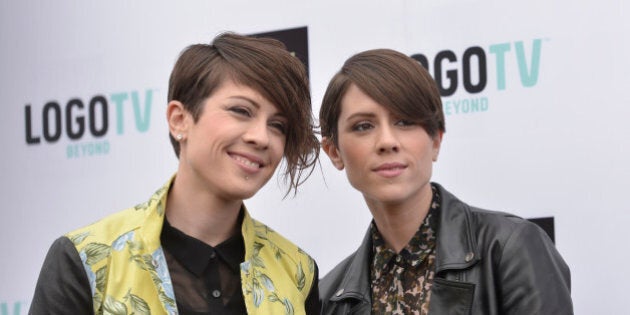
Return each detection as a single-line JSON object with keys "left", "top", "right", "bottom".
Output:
{"left": 318, "top": 48, "right": 573, "bottom": 314}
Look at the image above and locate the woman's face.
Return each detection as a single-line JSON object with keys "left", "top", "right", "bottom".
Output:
{"left": 324, "top": 84, "right": 442, "bottom": 208}
{"left": 177, "top": 80, "right": 287, "bottom": 201}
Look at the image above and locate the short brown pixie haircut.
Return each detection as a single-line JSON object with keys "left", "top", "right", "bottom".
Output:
{"left": 319, "top": 48, "right": 445, "bottom": 145}
{"left": 168, "top": 32, "right": 319, "bottom": 195}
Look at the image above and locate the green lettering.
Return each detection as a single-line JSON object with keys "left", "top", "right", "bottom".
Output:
{"left": 489, "top": 42, "right": 511, "bottom": 90}
{"left": 131, "top": 90, "right": 152, "bottom": 132}
{"left": 110, "top": 92, "right": 128, "bottom": 134}
{"left": 515, "top": 39, "right": 542, "bottom": 87}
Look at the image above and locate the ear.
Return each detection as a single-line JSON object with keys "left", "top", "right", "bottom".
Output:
{"left": 322, "top": 137, "right": 345, "bottom": 170}
{"left": 167, "top": 101, "right": 189, "bottom": 140}
{"left": 432, "top": 131, "right": 444, "bottom": 162}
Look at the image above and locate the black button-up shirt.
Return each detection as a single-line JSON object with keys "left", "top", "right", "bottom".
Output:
{"left": 161, "top": 211, "right": 320, "bottom": 314}
{"left": 161, "top": 217, "right": 247, "bottom": 314}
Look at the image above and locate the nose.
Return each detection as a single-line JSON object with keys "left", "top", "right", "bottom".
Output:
{"left": 376, "top": 125, "right": 399, "bottom": 154}
{"left": 242, "top": 118, "right": 270, "bottom": 149}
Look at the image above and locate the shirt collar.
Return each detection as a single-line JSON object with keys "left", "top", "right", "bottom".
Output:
{"left": 160, "top": 208, "right": 245, "bottom": 276}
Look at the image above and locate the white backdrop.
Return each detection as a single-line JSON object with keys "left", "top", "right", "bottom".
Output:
{"left": 2, "top": 1, "right": 629, "bottom": 314}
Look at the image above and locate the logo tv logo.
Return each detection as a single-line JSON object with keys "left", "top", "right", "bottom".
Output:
{"left": 24, "top": 89, "right": 154, "bottom": 158}
{"left": 411, "top": 39, "right": 544, "bottom": 115}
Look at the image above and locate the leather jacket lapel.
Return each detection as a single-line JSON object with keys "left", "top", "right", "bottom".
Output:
{"left": 433, "top": 183, "right": 480, "bottom": 273}
{"left": 328, "top": 229, "right": 372, "bottom": 313}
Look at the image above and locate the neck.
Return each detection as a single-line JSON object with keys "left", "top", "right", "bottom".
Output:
{"left": 366, "top": 185, "right": 433, "bottom": 253}
{"left": 165, "top": 175, "right": 243, "bottom": 247}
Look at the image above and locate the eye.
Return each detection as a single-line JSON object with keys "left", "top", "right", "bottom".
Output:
{"left": 351, "top": 121, "right": 373, "bottom": 132}
{"left": 229, "top": 106, "right": 251, "bottom": 117}
{"left": 395, "top": 119, "right": 416, "bottom": 127}
{"left": 269, "top": 120, "right": 287, "bottom": 135}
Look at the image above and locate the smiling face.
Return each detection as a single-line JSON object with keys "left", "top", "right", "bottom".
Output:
{"left": 171, "top": 79, "right": 287, "bottom": 201}
{"left": 323, "top": 84, "right": 442, "bottom": 208}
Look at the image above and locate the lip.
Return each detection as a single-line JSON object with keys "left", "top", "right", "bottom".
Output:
{"left": 372, "top": 162, "right": 407, "bottom": 178}
{"left": 228, "top": 151, "right": 265, "bottom": 173}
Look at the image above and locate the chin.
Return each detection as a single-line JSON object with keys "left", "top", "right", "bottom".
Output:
{"left": 237, "top": 185, "right": 262, "bottom": 199}
{"left": 243, "top": 189, "right": 260, "bottom": 199}
{"left": 364, "top": 187, "right": 413, "bottom": 204}
{"left": 216, "top": 182, "right": 260, "bottom": 201}
{"left": 243, "top": 181, "right": 271, "bottom": 198}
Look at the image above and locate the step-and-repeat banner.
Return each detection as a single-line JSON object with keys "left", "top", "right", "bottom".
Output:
{"left": 2, "top": 1, "right": 628, "bottom": 313}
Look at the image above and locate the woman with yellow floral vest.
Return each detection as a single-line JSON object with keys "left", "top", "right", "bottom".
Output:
{"left": 30, "top": 32, "right": 321, "bottom": 315}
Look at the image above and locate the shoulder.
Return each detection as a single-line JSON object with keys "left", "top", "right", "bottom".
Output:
{"left": 41, "top": 236, "right": 85, "bottom": 267}
{"left": 436, "top": 183, "right": 560, "bottom": 265}
{"left": 66, "top": 206, "right": 146, "bottom": 246}
{"left": 66, "top": 184, "right": 170, "bottom": 246}
{"left": 435, "top": 184, "right": 572, "bottom": 312}
{"left": 468, "top": 209, "right": 572, "bottom": 312}
{"left": 467, "top": 206, "right": 552, "bottom": 246}
{"left": 435, "top": 182, "right": 550, "bottom": 245}
{"left": 450, "top": 197, "right": 565, "bottom": 274}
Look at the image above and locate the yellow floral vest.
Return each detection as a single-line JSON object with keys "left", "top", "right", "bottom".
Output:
{"left": 67, "top": 179, "right": 315, "bottom": 315}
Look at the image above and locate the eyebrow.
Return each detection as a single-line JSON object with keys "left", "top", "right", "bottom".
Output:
{"left": 344, "top": 112, "right": 376, "bottom": 122}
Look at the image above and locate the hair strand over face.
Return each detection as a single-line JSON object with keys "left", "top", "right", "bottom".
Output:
{"left": 320, "top": 48, "right": 445, "bottom": 146}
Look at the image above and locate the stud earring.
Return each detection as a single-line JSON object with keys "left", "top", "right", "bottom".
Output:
{"left": 176, "top": 134, "right": 183, "bottom": 141}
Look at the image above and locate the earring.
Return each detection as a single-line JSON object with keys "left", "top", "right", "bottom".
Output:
{"left": 176, "top": 134, "right": 183, "bottom": 141}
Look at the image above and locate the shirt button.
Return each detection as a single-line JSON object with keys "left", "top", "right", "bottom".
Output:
{"left": 395, "top": 255, "right": 402, "bottom": 263}
{"left": 209, "top": 251, "right": 216, "bottom": 259}
{"left": 465, "top": 252, "right": 475, "bottom": 262}
{"left": 212, "top": 290, "right": 221, "bottom": 298}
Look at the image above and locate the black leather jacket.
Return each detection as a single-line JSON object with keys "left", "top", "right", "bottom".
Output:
{"left": 320, "top": 183, "right": 573, "bottom": 314}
